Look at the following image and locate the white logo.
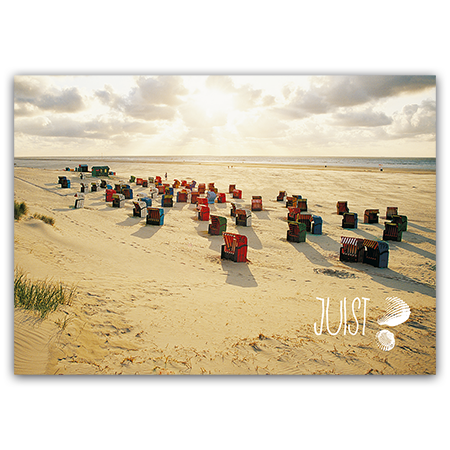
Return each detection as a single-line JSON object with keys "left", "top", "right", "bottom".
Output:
{"left": 376, "top": 297, "right": 410, "bottom": 351}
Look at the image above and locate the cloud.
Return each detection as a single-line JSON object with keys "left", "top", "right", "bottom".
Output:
{"left": 236, "top": 112, "right": 289, "bottom": 139}
{"left": 331, "top": 108, "right": 393, "bottom": 127}
{"left": 15, "top": 115, "right": 158, "bottom": 140}
{"left": 95, "top": 76, "right": 188, "bottom": 121}
{"left": 14, "top": 77, "right": 87, "bottom": 114}
{"left": 387, "top": 99, "right": 436, "bottom": 139}
{"left": 274, "top": 75, "right": 436, "bottom": 120}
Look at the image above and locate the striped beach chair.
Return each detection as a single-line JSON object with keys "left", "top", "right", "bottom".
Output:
{"left": 363, "top": 239, "right": 389, "bottom": 268}
{"left": 221, "top": 232, "right": 248, "bottom": 262}
{"left": 339, "top": 236, "right": 364, "bottom": 263}
{"left": 73, "top": 193, "right": 85, "bottom": 209}
{"left": 177, "top": 190, "right": 189, "bottom": 202}
{"left": 296, "top": 213, "right": 313, "bottom": 232}
{"left": 161, "top": 194, "right": 174, "bottom": 207}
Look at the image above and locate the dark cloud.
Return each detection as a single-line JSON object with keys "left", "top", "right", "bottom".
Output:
{"left": 275, "top": 75, "right": 436, "bottom": 120}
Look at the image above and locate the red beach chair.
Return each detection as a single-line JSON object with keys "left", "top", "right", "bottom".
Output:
{"left": 105, "top": 189, "right": 116, "bottom": 202}
{"left": 339, "top": 236, "right": 364, "bottom": 263}
{"left": 277, "top": 191, "right": 286, "bottom": 202}
{"left": 221, "top": 233, "right": 248, "bottom": 262}
{"left": 251, "top": 196, "right": 262, "bottom": 211}
{"left": 364, "top": 209, "right": 379, "bottom": 224}
{"left": 229, "top": 184, "right": 236, "bottom": 193}
{"left": 208, "top": 215, "right": 227, "bottom": 235}
{"left": 233, "top": 189, "right": 242, "bottom": 199}
{"left": 177, "top": 190, "right": 188, "bottom": 202}
{"left": 198, "top": 183, "right": 206, "bottom": 194}
{"left": 217, "top": 193, "right": 227, "bottom": 203}
{"left": 198, "top": 205, "right": 210, "bottom": 221}
{"left": 342, "top": 212, "right": 358, "bottom": 229}
{"left": 337, "top": 201, "right": 349, "bottom": 215}
{"left": 191, "top": 192, "right": 200, "bottom": 204}
{"left": 298, "top": 198, "right": 308, "bottom": 212}
{"left": 136, "top": 178, "right": 144, "bottom": 185}
{"left": 287, "top": 207, "right": 302, "bottom": 222}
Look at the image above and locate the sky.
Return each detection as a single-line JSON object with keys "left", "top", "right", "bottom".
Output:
{"left": 14, "top": 75, "right": 436, "bottom": 159}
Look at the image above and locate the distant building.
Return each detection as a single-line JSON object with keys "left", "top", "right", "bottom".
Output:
{"left": 91, "top": 166, "right": 110, "bottom": 177}
{"left": 78, "top": 164, "right": 89, "bottom": 172}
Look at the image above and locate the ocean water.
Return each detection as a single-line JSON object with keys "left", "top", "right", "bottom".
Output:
{"left": 14, "top": 155, "right": 436, "bottom": 172}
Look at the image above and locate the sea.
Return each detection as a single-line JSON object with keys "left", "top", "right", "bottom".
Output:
{"left": 14, "top": 155, "right": 436, "bottom": 172}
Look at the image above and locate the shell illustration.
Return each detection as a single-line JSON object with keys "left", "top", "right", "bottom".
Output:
{"left": 377, "top": 296, "right": 410, "bottom": 327}
{"left": 376, "top": 330, "right": 396, "bottom": 352}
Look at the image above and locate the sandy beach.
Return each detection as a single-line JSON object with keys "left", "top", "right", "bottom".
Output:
{"left": 13, "top": 162, "right": 436, "bottom": 375}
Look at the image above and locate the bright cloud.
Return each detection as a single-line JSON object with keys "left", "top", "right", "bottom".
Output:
{"left": 14, "top": 75, "right": 436, "bottom": 157}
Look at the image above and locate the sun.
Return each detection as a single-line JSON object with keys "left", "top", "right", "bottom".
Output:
{"left": 194, "top": 88, "right": 234, "bottom": 118}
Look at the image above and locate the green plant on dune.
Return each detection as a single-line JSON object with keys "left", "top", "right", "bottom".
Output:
{"left": 14, "top": 201, "right": 28, "bottom": 220}
{"left": 32, "top": 213, "right": 55, "bottom": 226}
{"left": 14, "top": 267, "right": 76, "bottom": 319}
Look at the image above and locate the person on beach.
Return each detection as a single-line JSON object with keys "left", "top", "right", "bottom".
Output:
{"left": 165, "top": 172, "right": 168, "bottom": 180}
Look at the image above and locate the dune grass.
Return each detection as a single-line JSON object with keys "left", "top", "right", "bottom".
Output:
{"left": 14, "top": 267, "right": 75, "bottom": 318}
{"left": 14, "top": 201, "right": 28, "bottom": 220}
{"left": 32, "top": 213, "right": 55, "bottom": 226}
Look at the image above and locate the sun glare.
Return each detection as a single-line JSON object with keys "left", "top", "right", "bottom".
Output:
{"left": 194, "top": 89, "right": 234, "bottom": 118}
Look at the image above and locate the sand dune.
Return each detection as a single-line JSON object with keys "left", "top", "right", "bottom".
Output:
{"left": 13, "top": 163, "right": 436, "bottom": 374}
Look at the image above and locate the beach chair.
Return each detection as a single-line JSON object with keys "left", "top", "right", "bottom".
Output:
{"left": 392, "top": 214, "right": 408, "bottom": 232}
{"left": 287, "top": 207, "right": 302, "bottom": 222}
{"left": 105, "top": 189, "right": 116, "bottom": 202}
{"left": 208, "top": 183, "right": 215, "bottom": 191}
{"left": 197, "top": 197, "right": 208, "bottom": 207}
{"left": 58, "top": 176, "right": 67, "bottom": 185}
{"left": 73, "top": 193, "right": 85, "bottom": 209}
{"left": 286, "top": 195, "right": 301, "bottom": 208}
{"left": 339, "top": 236, "right": 364, "bottom": 263}
{"left": 363, "top": 239, "right": 389, "bottom": 268}
{"left": 129, "top": 176, "right": 136, "bottom": 183}
{"left": 136, "top": 178, "right": 144, "bottom": 186}
{"left": 287, "top": 221, "right": 307, "bottom": 243}
{"left": 230, "top": 202, "right": 238, "bottom": 217}
{"left": 233, "top": 189, "right": 243, "bottom": 199}
{"left": 217, "top": 193, "right": 227, "bottom": 203}
{"left": 146, "top": 207, "right": 164, "bottom": 225}
{"left": 383, "top": 221, "right": 402, "bottom": 242}
{"left": 148, "top": 177, "right": 155, "bottom": 184}
{"left": 235, "top": 209, "right": 252, "bottom": 226}
{"left": 100, "top": 179, "right": 107, "bottom": 189}
{"left": 337, "top": 201, "right": 349, "bottom": 215}
{"left": 161, "top": 194, "right": 174, "bottom": 207}
{"left": 112, "top": 193, "right": 126, "bottom": 208}
{"left": 221, "top": 233, "right": 248, "bottom": 262}
{"left": 148, "top": 187, "right": 158, "bottom": 198}
{"left": 277, "top": 191, "right": 286, "bottom": 202}
{"left": 191, "top": 192, "right": 200, "bottom": 204}
{"left": 155, "top": 176, "right": 162, "bottom": 185}
{"left": 164, "top": 185, "right": 173, "bottom": 195}
{"left": 198, "top": 205, "right": 210, "bottom": 221}
{"left": 229, "top": 184, "right": 236, "bottom": 194}
{"left": 173, "top": 179, "right": 180, "bottom": 189}
{"left": 189, "top": 181, "right": 197, "bottom": 190}
{"left": 177, "top": 190, "right": 188, "bottom": 202}
{"left": 80, "top": 182, "right": 89, "bottom": 193}
{"left": 198, "top": 183, "right": 206, "bottom": 194}
{"left": 208, "top": 215, "right": 227, "bottom": 235}
{"left": 297, "top": 214, "right": 313, "bottom": 232}
{"left": 133, "top": 201, "right": 148, "bottom": 218}
{"left": 251, "top": 196, "right": 263, "bottom": 211}
{"left": 342, "top": 212, "right": 358, "bottom": 229}
{"left": 59, "top": 177, "right": 70, "bottom": 188}
{"left": 207, "top": 190, "right": 217, "bottom": 204}
{"left": 311, "top": 215, "right": 323, "bottom": 235}
{"left": 298, "top": 198, "right": 308, "bottom": 212}
{"left": 181, "top": 180, "right": 188, "bottom": 187}
{"left": 142, "top": 180, "right": 148, "bottom": 187}
{"left": 136, "top": 194, "right": 152, "bottom": 207}
{"left": 122, "top": 186, "right": 133, "bottom": 199}
{"left": 91, "top": 182, "right": 99, "bottom": 192}
{"left": 157, "top": 185, "right": 166, "bottom": 195}
{"left": 386, "top": 207, "right": 398, "bottom": 220}
{"left": 364, "top": 209, "right": 379, "bottom": 224}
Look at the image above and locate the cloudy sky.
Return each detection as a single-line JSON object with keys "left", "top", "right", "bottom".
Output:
{"left": 14, "top": 75, "right": 436, "bottom": 158}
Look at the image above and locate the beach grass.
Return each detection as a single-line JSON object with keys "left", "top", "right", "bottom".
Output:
{"left": 14, "top": 267, "right": 75, "bottom": 318}
{"left": 32, "top": 213, "right": 55, "bottom": 226}
{"left": 14, "top": 200, "right": 28, "bottom": 220}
